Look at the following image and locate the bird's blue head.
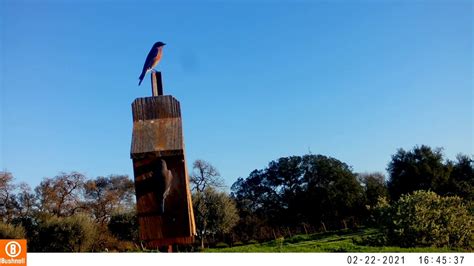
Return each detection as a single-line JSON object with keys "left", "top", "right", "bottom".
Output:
{"left": 153, "top": 41, "right": 166, "bottom": 48}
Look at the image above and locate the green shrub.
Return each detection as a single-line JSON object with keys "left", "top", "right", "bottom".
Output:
{"left": 0, "top": 222, "right": 25, "bottom": 239}
{"left": 354, "top": 233, "right": 388, "bottom": 247}
{"left": 108, "top": 212, "right": 138, "bottom": 242}
{"left": 233, "top": 241, "right": 244, "bottom": 246}
{"left": 32, "top": 214, "right": 97, "bottom": 252}
{"left": 287, "top": 235, "right": 310, "bottom": 244}
{"left": 91, "top": 229, "right": 136, "bottom": 252}
{"left": 247, "top": 239, "right": 258, "bottom": 245}
{"left": 376, "top": 191, "right": 473, "bottom": 248}
{"left": 215, "top": 242, "right": 229, "bottom": 248}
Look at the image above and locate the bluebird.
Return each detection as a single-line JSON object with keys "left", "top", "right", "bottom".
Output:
{"left": 138, "top": 41, "right": 166, "bottom": 86}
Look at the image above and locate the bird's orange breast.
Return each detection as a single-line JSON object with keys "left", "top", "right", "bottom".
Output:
{"left": 152, "top": 47, "right": 163, "bottom": 68}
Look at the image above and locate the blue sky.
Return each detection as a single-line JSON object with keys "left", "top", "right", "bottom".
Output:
{"left": 1, "top": 0, "right": 472, "bottom": 188}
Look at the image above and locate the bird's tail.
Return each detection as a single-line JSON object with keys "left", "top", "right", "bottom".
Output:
{"left": 138, "top": 71, "right": 146, "bottom": 86}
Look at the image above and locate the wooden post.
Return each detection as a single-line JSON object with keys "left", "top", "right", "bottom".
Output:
{"left": 151, "top": 71, "right": 164, "bottom": 96}
{"left": 131, "top": 80, "right": 195, "bottom": 249}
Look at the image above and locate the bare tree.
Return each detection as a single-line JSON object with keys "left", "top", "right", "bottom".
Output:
{"left": 35, "top": 172, "right": 85, "bottom": 217}
{"left": 189, "top": 160, "right": 237, "bottom": 248}
{"left": 190, "top": 159, "right": 225, "bottom": 192}
{"left": 0, "top": 171, "right": 16, "bottom": 222}
{"left": 16, "top": 182, "right": 37, "bottom": 218}
{"left": 83, "top": 175, "right": 135, "bottom": 224}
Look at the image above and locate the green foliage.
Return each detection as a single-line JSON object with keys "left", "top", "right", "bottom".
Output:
{"left": 446, "top": 154, "right": 474, "bottom": 201}
{"left": 91, "top": 227, "right": 137, "bottom": 252}
{"left": 231, "top": 154, "right": 365, "bottom": 234}
{"left": 108, "top": 212, "right": 138, "bottom": 242}
{"left": 215, "top": 242, "right": 229, "bottom": 248}
{"left": 233, "top": 241, "right": 244, "bottom": 246}
{"left": 32, "top": 214, "right": 97, "bottom": 252}
{"left": 206, "top": 228, "right": 463, "bottom": 252}
{"left": 3, "top": 148, "right": 471, "bottom": 251}
{"left": 353, "top": 231, "right": 389, "bottom": 247}
{"left": 193, "top": 187, "right": 239, "bottom": 247}
{"left": 0, "top": 221, "right": 25, "bottom": 239}
{"left": 359, "top": 172, "right": 389, "bottom": 207}
{"left": 10, "top": 216, "right": 38, "bottom": 245}
{"left": 387, "top": 145, "right": 473, "bottom": 201}
{"left": 376, "top": 191, "right": 473, "bottom": 248}
{"left": 286, "top": 235, "right": 309, "bottom": 243}
{"left": 387, "top": 146, "right": 448, "bottom": 200}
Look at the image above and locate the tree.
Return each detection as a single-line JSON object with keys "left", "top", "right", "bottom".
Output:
{"left": 231, "top": 154, "right": 366, "bottom": 235}
{"left": 446, "top": 154, "right": 473, "bottom": 201}
{"left": 387, "top": 145, "right": 450, "bottom": 200}
{"left": 83, "top": 175, "right": 135, "bottom": 224}
{"left": 32, "top": 214, "right": 97, "bottom": 252}
{"left": 108, "top": 211, "right": 138, "bottom": 242}
{"left": 0, "top": 170, "right": 140, "bottom": 252}
{"left": 302, "top": 154, "right": 365, "bottom": 229}
{"left": 35, "top": 172, "right": 85, "bottom": 217}
{"left": 0, "top": 171, "right": 17, "bottom": 222}
{"left": 189, "top": 159, "right": 238, "bottom": 247}
{"left": 266, "top": 156, "right": 305, "bottom": 224}
{"left": 190, "top": 159, "right": 225, "bottom": 192}
{"left": 0, "top": 221, "right": 25, "bottom": 239}
{"left": 231, "top": 170, "right": 280, "bottom": 241}
{"left": 192, "top": 187, "right": 239, "bottom": 248}
{"left": 375, "top": 190, "right": 472, "bottom": 248}
{"left": 359, "top": 172, "right": 389, "bottom": 208}
{"left": 231, "top": 170, "right": 279, "bottom": 216}
{"left": 15, "top": 182, "right": 37, "bottom": 218}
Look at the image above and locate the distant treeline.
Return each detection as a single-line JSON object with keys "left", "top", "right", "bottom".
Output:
{"left": 0, "top": 144, "right": 472, "bottom": 251}
{"left": 229, "top": 145, "right": 472, "bottom": 249}
{"left": 0, "top": 173, "right": 138, "bottom": 251}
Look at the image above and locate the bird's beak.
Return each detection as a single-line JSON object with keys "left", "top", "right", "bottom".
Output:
{"left": 163, "top": 43, "right": 166, "bottom": 46}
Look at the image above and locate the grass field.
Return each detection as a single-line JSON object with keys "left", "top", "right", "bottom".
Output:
{"left": 205, "top": 228, "right": 470, "bottom": 252}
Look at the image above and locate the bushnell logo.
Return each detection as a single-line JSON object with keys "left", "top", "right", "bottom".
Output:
{"left": 0, "top": 240, "right": 26, "bottom": 266}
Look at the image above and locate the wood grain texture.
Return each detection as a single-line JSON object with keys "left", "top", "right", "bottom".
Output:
{"left": 131, "top": 118, "right": 183, "bottom": 157}
{"left": 130, "top": 95, "right": 195, "bottom": 248}
{"left": 133, "top": 155, "right": 195, "bottom": 247}
{"left": 131, "top": 95, "right": 184, "bottom": 158}
{"left": 132, "top": 96, "right": 181, "bottom": 121}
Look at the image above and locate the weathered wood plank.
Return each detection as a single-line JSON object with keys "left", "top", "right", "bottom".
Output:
{"left": 133, "top": 154, "right": 195, "bottom": 247}
{"left": 130, "top": 94, "right": 195, "bottom": 248}
{"left": 131, "top": 96, "right": 181, "bottom": 121}
{"left": 131, "top": 118, "right": 183, "bottom": 156}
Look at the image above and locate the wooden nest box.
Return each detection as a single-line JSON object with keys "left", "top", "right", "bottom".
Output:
{"left": 130, "top": 72, "right": 196, "bottom": 248}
